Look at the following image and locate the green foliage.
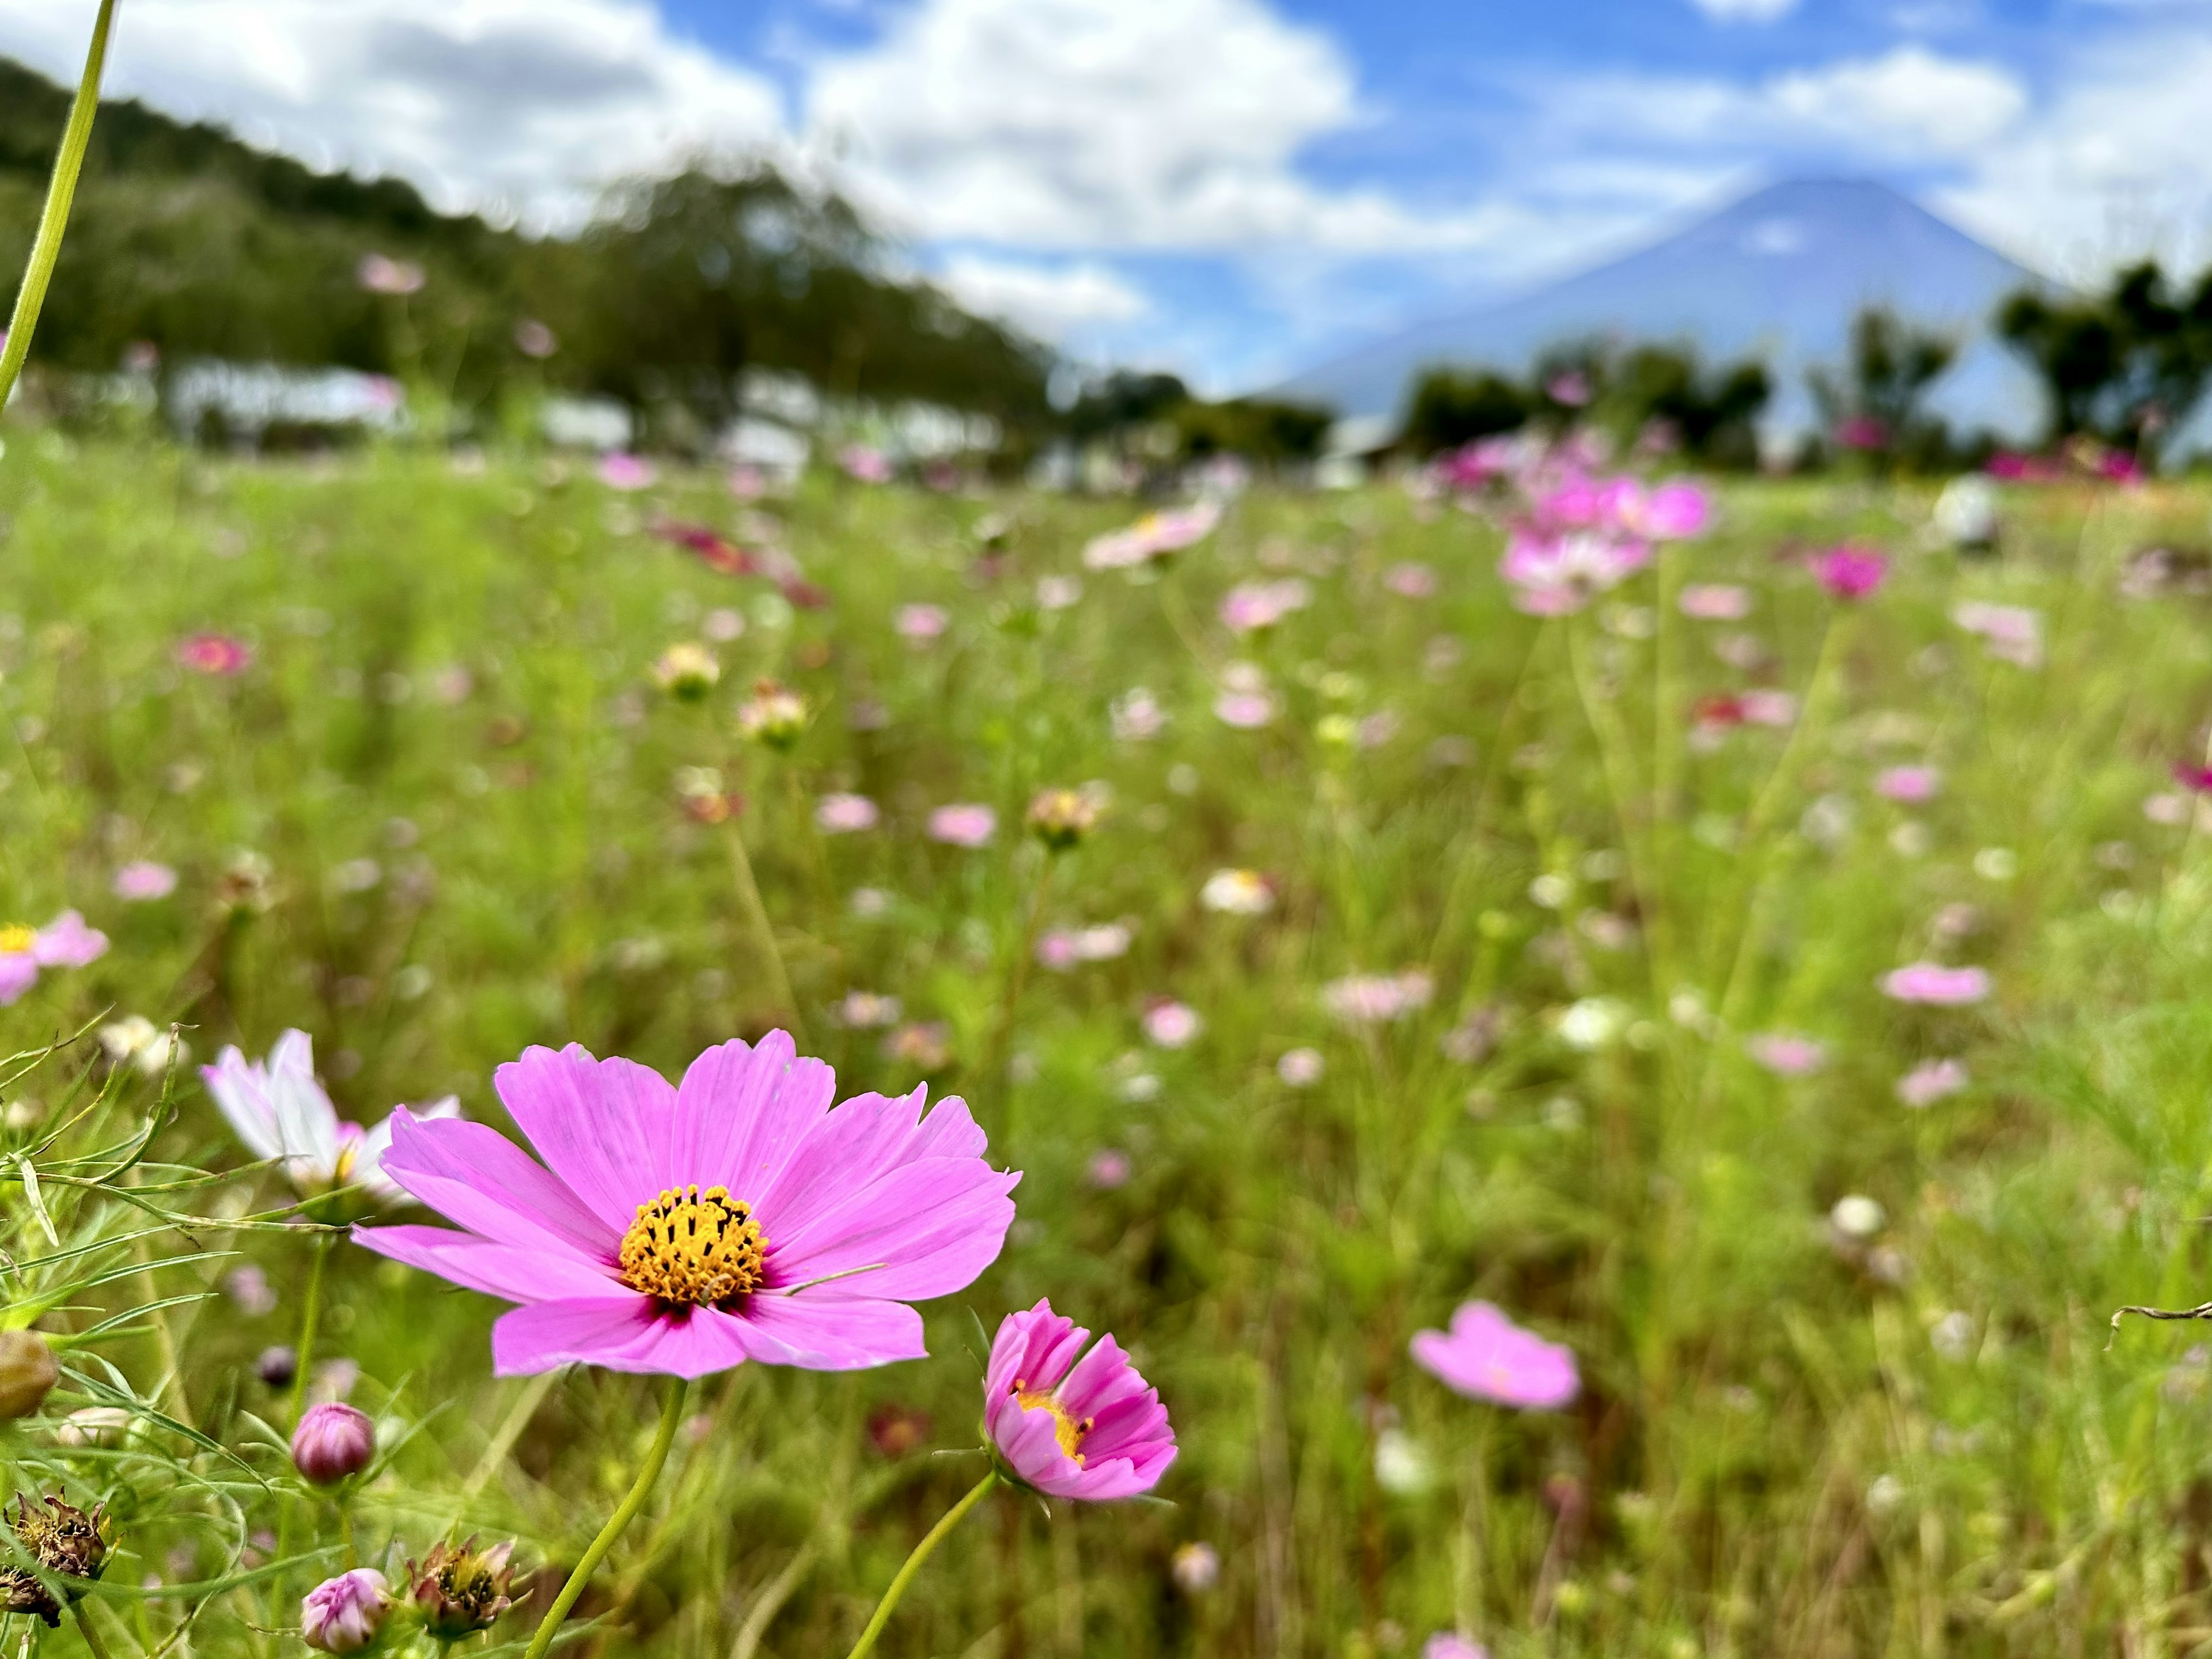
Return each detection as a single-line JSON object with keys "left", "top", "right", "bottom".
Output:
{"left": 1402, "top": 368, "right": 1532, "bottom": 455}
{"left": 1808, "top": 306, "right": 1960, "bottom": 475}
{"left": 1997, "top": 260, "right": 2212, "bottom": 458}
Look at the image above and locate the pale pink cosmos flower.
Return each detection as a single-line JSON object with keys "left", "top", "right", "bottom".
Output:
{"left": 1385, "top": 562, "right": 1439, "bottom": 599}
{"left": 113, "top": 861, "right": 178, "bottom": 901}
{"left": 1075, "top": 923, "right": 1132, "bottom": 961}
{"left": 1035, "top": 931, "right": 1081, "bottom": 972}
{"left": 1897, "top": 1058, "right": 1969, "bottom": 1108}
{"left": 1410, "top": 1300, "right": 1579, "bottom": 1410}
{"left": 1951, "top": 601, "right": 2044, "bottom": 669}
{"left": 1037, "top": 575, "right": 1083, "bottom": 611}
{"left": 179, "top": 633, "right": 252, "bottom": 676}
{"left": 1679, "top": 584, "right": 1752, "bottom": 621}
{"left": 1875, "top": 766, "right": 1941, "bottom": 804}
{"left": 837, "top": 992, "right": 902, "bottom": 1029}
{"left": 1214, "top": 690, "right": 1277, "bottom": 729}
{"left": 815, "top": 793, "right": 880, "bottom": 834}
{"left": 1809, "top": 546, "right": 1888, "bottom": 600}
{"left": 1748, "top": 1033, "right": 1827, "bottom": 1075}
{"left": 1200, "top": 869, "right": 1274, "bottom": 915}
{"left": 984, "top": 1299, "right": 1176, "bottom": 1499}
{"left": 1740, "top": 689, "right": 1798, "bottom": 728}
{"left": 597, "top": 452, "right": 657, "bottom": 491}
{"left": 929, "top": 804, "right": 998, "bottom": 848}
{"left": 204, "top": 1029, "right": 459, "bottom": 1199}
{"left": 301, "top": 1567, "right": 391, "bottom": 1652}
{"left": 1881, "top": 963, "right": 1991, "bottom": 1005}
{"left": 895, "top": 604, "right": 949, "bottom": 642}
{"left": 1277, "top": 1047, "right": 1324, "bottom": 1087}
{"left": 1088, "top": 1150, "right": 1131, "bottom": 1190}
{"left": 1627, "top": 479, "right": 1713, "bottom": 540}
{"left": 1142, "top": 999, "right": 1202, "bottom": 1048}
{"left": 356, "top": 253, "right": 425, "bottom": 296}
{"left": 1111, "top": 688, "right": 1166, "bottom": 741}
{"left": 1423, "top": 1635, "right": 1491, "bottom": 1659}
{"left": 1082, "top": 502, "right": 1222, "bottom": 570}
{"left": 1219, "top": 579, "right": 1309, "bottom": 633}
{"left": 841, "top": 445, "right": 894, "bottom": 484}
{"left": 0, "top": 910, "right": 110, "bottom": 1005}
{"left": 355, "top": 1032, "right": 1019, "bottom": 1377}
{"left": 1499, "top": 528, "right": 1650, "bottom": 615}
{"left": 514, "top": 318, "right": 559, "bottom": 359}
{"left": 1322, "top": 971, "right": 1434, "bottom": 1024}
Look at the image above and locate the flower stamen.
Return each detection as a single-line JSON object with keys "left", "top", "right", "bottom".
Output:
{"left": 1012, "top": 1379, "right": 1093, "bottom": 1465}
{"left": 0, "top": 926, "right": 33, "bottom": 955}
{"left": 618, "top": 1185, "right": 767, "bottom": 1305}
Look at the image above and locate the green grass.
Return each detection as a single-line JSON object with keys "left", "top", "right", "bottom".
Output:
{"left": 2, "top": 431, "right": 2212, "bottom": 1656}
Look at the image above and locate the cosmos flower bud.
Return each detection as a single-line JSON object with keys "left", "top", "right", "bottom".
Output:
{"left": 409, "top": 1536, "right": 518, "bottom": 1638}
{"left": 1025, "top": 787, "right": 1099, "bottom": 851}
{"left": 291, "top": 1402, "right": 374, "bottom": 1486}
{"left": 1, "top": 1493, "right": 113, "bottom": 1623}
{"left": 736, "top": 680, "right": 808, "bottom": 749}
{"left": 0, "top": 1332, "right": 58, "bottom": 1419}
{"left": 983, "top": 1300, "right": 1176, "bottom": 1501}
{"left": 302, "top": 1568, "right": 391, "bottom": 1653}
{"left": 650, "top": 642, "right": 720, "bottom": 702}
{"left": 256, "top": 1345, "right": 300, "bottom": 1389}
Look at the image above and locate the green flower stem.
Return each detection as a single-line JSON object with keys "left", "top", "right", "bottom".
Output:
{"left": 843, "top": 1471, "right": 998, "bottom": 1659}
{"left": 722, "top": 823, "right": 804, "bottom": 1043}
{"left": 0, "top": 0, "right": 118, "bottom": 415}
{"left": 71, "top": 1600, "right": 117, "bottom": 1659}
{"left": 287, "top": 1234, "right": 331, "bottom": 1427}
{"left": 521, "top": 1376, "right": 690, "bottom": 1659}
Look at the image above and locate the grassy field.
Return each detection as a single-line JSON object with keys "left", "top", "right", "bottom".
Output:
{"left": 5, "top": 431, "right": 2212, "bottom": 1657}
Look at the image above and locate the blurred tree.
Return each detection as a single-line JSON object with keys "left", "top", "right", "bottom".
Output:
{"left": 1808, "top": 307, "right": 1959, "bottom": 475}
{"left": 1997, "top": 262, "right": 2212, "bottom": 459}
{"left": 1598, "top": 344, "right": 1770, "bottom": 468}
{"left": 1400, "top": 366, "right": 1531, "bottom": 454}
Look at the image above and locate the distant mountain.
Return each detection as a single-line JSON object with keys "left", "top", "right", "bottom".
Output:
{"left": 1279, "top": 178, "right": 2048, "bottom": 441}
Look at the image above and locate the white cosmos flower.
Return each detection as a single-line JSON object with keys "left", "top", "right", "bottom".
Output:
{"left": 200, "top": 1029, "right": 457, "bottom": 1202}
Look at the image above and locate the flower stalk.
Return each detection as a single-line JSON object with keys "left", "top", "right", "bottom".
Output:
{"left": 843, "top": 1471, "right": 998, "bottom": 1659}
{"left": 0, "top": 0, "right": 119, "bottom": 415}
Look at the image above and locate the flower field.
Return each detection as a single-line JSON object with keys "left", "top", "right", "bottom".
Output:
{"left": 4, "top": 434, "right": 2212, "bottom": 1656}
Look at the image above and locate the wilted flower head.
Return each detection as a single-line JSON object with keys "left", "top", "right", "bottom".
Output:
{"left": 177, "top": 632, "right": 252, "bottom": 676}
{"left": 302, "top": 1567, "right": 391, "bottom": 1653}
{"left": 11, "top": 1492, "right": 112, "bottom": 1582}
{"left": 0, "top": 911, "right": 109, "bottom": 1005}
{"left": 1027, "top": 788, "right": 1100, "bottom": 850}
{"left": 112, "top": 861, "right": 177, "bottom": 901}
{"left": 816, "top": 791, "right": 880, "bottom": 834}
{"left": 1200, "top": 869, "right": 1274, "bottom": 916}
{"left": 203, "top": 1029, "right": 459, "bottom": 1203}
{"left": 292, "top": 1402, "right": 374, "bottom": 1486}
{"left": 736, "top": 680, "right": 808, "bottom": 749}
{"left": 0, "top": 1332, "right": 58, "bottom": 1419}
{"left": 353, "top": 1031, "right": 1017, "bottom": 1377}
{"left": 984, "top": 1299, "right": 1177, "bottom": 1499}
{"left": 1881, "top": 963, "right": 1991, "bottom": 1005}
{"left": 1809, "top": 545, "right": 1888, "bottom": 600}
{"left": 868, "top": 1403, "right": 933, "bottom": 1457}
{"left": 99, "top": 1015, "right": 185, "bottom": 1077}
{"left": 650, "top": 642, "right": 720, "bottom": 701}
{"left": 1142, "top": 999, "right": 1202, "bottom": 1048}
{"left": 1748, "top": 1033, "right": 1827, "bottom": 1075}
{"left": 356, "top": 253, "right": 425, "bottom": 296}
{"left": 410, "top": 1537, "right": 518, "bottom": 1639}
{"left": 929, "top": 804, "right": 997, "bottom": 847}
{"left": 1411, "top": 1301, "right": 1579, "bottom": 1409}
{"left": 1897, "top": 1058, "right": 1969, "bottom": 1108}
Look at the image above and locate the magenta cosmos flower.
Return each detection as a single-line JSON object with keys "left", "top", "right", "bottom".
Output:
{"left": 816, "top": 792, "right": 880, "bottom": 834}
{"left": 112, "top": 861, "right": 178, "bottom": 901}
{"left": 984, "top": 1299, "right": 1176, "bottom": 1499}
{"left": 928, "top": 804, "right": 997, "bottom": 847}
{"left": 1410, "top": 1300, "right": 1578, "bottom": 1410}
{"left": 1809, "top": 545, "right": 1888, "bottom": 600}
{"left": 178, "top": 633, "right": 252, "bottom": 676}
{"left": 1875, "top": 765, "right": 1941, "bottom": 804}
{"left": 1881, "top": 963, "right": 1991, "bottom": 1005}
{"left": 354, "top": 1032, "right": 1020, "bottom": 1377}
{"left": 0, "top": 910, "right": 108, "bottom": 1003}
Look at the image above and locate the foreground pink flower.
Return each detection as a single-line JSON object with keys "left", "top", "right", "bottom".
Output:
{"left": 1881, "top": 963, "right": 1991, "bottom": 1005}
{"left": 204, "top": 1029, "right": 458, "bottom": 1199}
{"left": 928, "top": 804, "right": 997, "bottom": 847}
{"left": 984, "top": 1299, "right": 1176, "bottom": 1499}
{"left": 1410, "top": 1301, "right": 1578, "bottom": 1410}
{"left": 0, "top": 910, "right": 109, "bottom": 1004}
{"left": 179, "top": 633, "right": 252, "bottom": 676}
{"left": 112, "top": 861, "right": 177, "bottom": 901}
{"left": 1809, "top": 546, "right": 1888, "bottom": 600}
{"left": 302, "top": 1567, "right": 391, "bottom": 1653}
{"left": 355, "top": 1032, "right": 1020, "bottom": 1377}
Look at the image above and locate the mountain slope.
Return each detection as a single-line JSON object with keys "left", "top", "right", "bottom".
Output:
{"left": 1279, "top": 178, "right": 2047, "bottom": 437}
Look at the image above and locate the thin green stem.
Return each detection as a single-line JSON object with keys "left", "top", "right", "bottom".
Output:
{"left": 0, "top": 0, "right": 118, "bottom": 414}
{"left": 71, "top": 1600, "right": 118, "bottom": 1659}
{"left": 287, "top": 1236, "right": 330, "bottom": 1427}
{"left": 722, "top": 823, "right": 804, "bottom": 1042}
{"left": 521, "top": 1377, "right": 689, "bottom": 1659}
{"left": 980, "top": 855, "right": 1054, "bottom": 1141}
{"left": 843, "top": 1471, "right": 998, "bottom": 1659}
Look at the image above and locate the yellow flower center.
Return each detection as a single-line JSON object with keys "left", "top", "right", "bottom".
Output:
{"left": 0, "top": 926, "right": 33, "bottom": 955}
{"left": 618, "top": 1185, "right": 767, "bottom": 1305}
{"left": 1013, "top": 1379, "right": 1093, "bottom": 1464}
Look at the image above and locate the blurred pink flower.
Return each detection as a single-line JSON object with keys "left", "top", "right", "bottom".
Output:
{"left": 1748, "top": 1033, "right": 1827, "bottom": 1075}
{"left": 1035, "top": 931, "right": 1081, "bottom": 972}
{"left": 1088, "top": 1150, "right": 1131, "bottom": 1190}
{"left": 984, "top": 1299, "right": 1176, "bottom": 1499}
{"left": 1322, "top": 971, "right": 1434, "bottom": 1024}
{"left": 1277, "top": 1047, "right": 1324, "bottom": 1086}
{"left": 1385, "top": 562, "right": 1438, "bottom": 598}
{"left": 837, "top": 991, "right": 902, "bottom": 1029}
{"left": 0, "top": 909, "right": 109, "bottom": 1002}
{"left": 179, "top": 633, "right": 252, "bottom": 676}
{"left": 513, "top": 319, "right": 559, "bottom": 359}
{"left": 1111, "top": 688, "right": 1166, "bottom": 741}
{"left": 1410, "top": 1301, "right": 1579, "bottom": 1410}
{"left": 1834, "top": 414, "right": 1887, "bottom": 451}
{"left": 1075, "top": 923, "right": 1132, "bottom": 961}
{"left": 1201, "top": 869, "right": 1273, "bottom": 915}
{"left": 1423, "top": 1636, "right": 1491, "bottom": 1659}
{"left": 1875, "top": 766, "right": 1941, "bottom": 804}
{"left": 356, "top": 253, "right": 425, "bottom": 296}
{"left": 597, "top": 453, "right": 657, "bottom": 491}
{"left": 2177, "top": 764, "right": 2212, "bottom": 793}
{"left": 841, "top": 445, "right": 894, "bottom": 484}
{"left": 1896, "top": 1058, "right": 1969, "bottom": 1108}
{"left": 928, "top": 804, "right": 997, "bottom": 847}
{"left": 1626, "top": 480, "right": 1712, "bottom": 540}
{"left": 1881, "top": 963, "right": 1991, "bottom": 1005}
{"left": 1083, "top": 502, "right": 1222, "bottom": 570}
{"left": 816, "top": 793, "right": 880, "bottom": 834}
{"left": 1951, "top": 601, "right": 2043, "bottom": 669}
{"left": 1214, "top": 690, "right": 1277, "bottom": 729}
{"left": 1809, "top": 546, "right": 1888, "bottom": 600}
{"left": 1679, "top": 583, "right": 1752, "bottom": 620}
{"left": 1219, "top": 579, "right": 1309, "bottom": 632}
{"left": 1741, "top": 689, "right": 1798, "bottom": 727}
{"left": 895, "top": 603, "right": 949, "bottom": 641}
{"left": 113, "top": 861, "right": 177, "bottom": 901}
{"left": 1499, "top": 528, "right": 1649, "bottom": 615}
{"left": 1142, "top": 999, "right": 1202, "bottom": 1048}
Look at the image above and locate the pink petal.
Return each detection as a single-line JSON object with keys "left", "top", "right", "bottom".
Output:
{"left": 379, "top": 1109, "right": 618, "bottom": 1262}
{"left": 0, "top": 956, "right": 39, "bottom": 1005}
{"left": 489, "top": 1297, "right": 667, "bottom": 1376}
{"left": 767, "top": 1155, "right": 1017, "bottom": 1302}
{"left": 732, "top": 1293, "right": 926, "bottom": 1369}
{"left": 352, "top": 1224, "right": 622, "bottom": 1303}
{"left": 758, "top": 1088, "right": 993, "bottom": 1242}
{"left": 493, "top": 1046, "right": 676, "bottom": 1230}
{"left": 668, "top": 1032, "right": 835, "bottom": 1200}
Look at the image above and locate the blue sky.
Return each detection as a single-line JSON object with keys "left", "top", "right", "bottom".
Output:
{"left": 2, "top": 0, "right": 2210, "bottom": 392}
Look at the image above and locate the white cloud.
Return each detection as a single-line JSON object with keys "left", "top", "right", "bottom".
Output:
{"left": 934, "top": 254, "right": 1149, "bottom": 339}
{"left": 0, "top": 0, "right": 785, "bottom": 228}
{"left": 1689, "top": 0, "right": 1801, "bottom": 20}
{"left": 805, "top": 0, "right": 1495, "bottom": 253}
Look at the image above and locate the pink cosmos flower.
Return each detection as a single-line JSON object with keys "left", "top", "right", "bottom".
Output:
{"left": 984, "top": 1299, "right": 1176, "bottom": 1499}
{"left": 1951, "top": 601, "right": 2044, "bottom": 669}
{"left": 1277, "top": 1047, "right": 1324, "bottom": 1087}
{"left": 929, "top": 804, "right": 997, "bottom": 848}
{"left": 1875, "top": 766, "right": 1941, "bottom": 804}
{"left": 1082, "top": 502, "right": 1222, "bottom": 570}
{"left": 1547, "top": 370, "right": 1591, "bottom": 407}
{"left": 1423, "top": 1636, "right": 1491, "bottom": 1659}
{"left": 113, "top": 861, "right": 178, "bottom": 901}
{"left": 1499, "top": 528, "right": 1650, "bottom": 615}
{"left": 354, "top": 1032, "right": 1020, "bottom": 1377}
{"left": 841, "top": 445, "right": 894, "bottom": 484}
{"left": 302, "top": 1567, "right": 391, "bottom": 1652}
{"left": 816, "top": 793, "right": 881, "bottom": 834}
{"left": 1809, "top": 546, "right": 1888, "bottom": 601}
{"left": 514, "top": 319, "right": 559, "bottom": 360}
{"left": 0, "top": 910, "right": 109, "bottom": 1005}
{"left": 1111, "top": 688, "right": 1166, "bottom": 741}
{"left": 1321, "top": 971, "right": 1434, "bottom": 1024}
{"left": 1740, "top": 688, "right": 1798, "bottom": 728}
{"left": 1897, "top": 1058, "right": 1969, "bottom": 1109}
{"left": 1834, "top": 414, "right": 1887, "bottom": 451}
{"left": 356, "top": 253, "right": 425, "bottom": 297}
{"left": 179, "top": 633, "right": 252, "bottom": 676}
{"left": 1679, "top": 583, "right": 1752, "bottom": 621}
{"left": 1213, "top": 690, "right": 1277, "bottom": 729}
{"left": 2175, "top": 764, "right": 2212, "bottom": 794}
{"left": 1748, "top": 1033, "right": 1827, "bottom": 1075}
{"left": 597, "top": 453, "right": 658, "bottom": 491}
{"left": 895, "top": 604, "right": 949, "bottom": 642}
{"left": 1385, "top": 562, "right": 1439, "bottom": 599}
{"left": 1626, "top": 480, "right": 1712, "bottom": 540}
{"left": 1881, "top": 963, "right": 1991, "bottom": 1005}
{"left": 1218, "top": 579, "right": 1309, "bottom": 633}
{"left": 204, "top": 1029, "right": 459, "bottom": 1199}
{"left": 1142, "top": 999, "right": 1202, "bottom": 1048}
{"left": 1035, "top": 931, "right": 1081, "bottom": 972}
{"left": 1088, "top": 1150, "right": 1131, "bottom": 1190}
{"left": 1410, "top": 1301, "right": 1579, "bottom": 1410}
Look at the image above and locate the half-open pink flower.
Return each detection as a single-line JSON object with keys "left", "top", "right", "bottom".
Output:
{"left": 354, "top": 1032, "right": 1020, "bottom": 1378}
{"left": 1881, "top": 963, "right": 1991, "bottom": 1005}
{"left": 1410, "top": 1300, "right": 1578, "bottom": 1410}
{"left": 984, "top": 1299, "right": 1176, "bottom": 1499}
